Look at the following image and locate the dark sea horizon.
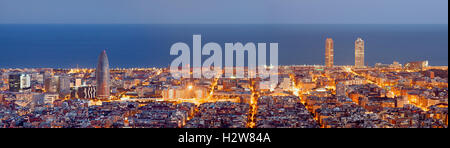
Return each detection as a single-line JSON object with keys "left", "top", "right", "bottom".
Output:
{"left": 0, "top": 24, "right": 448, "bottom": 68}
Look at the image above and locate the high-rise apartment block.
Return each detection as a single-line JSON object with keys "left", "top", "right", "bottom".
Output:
{"left": 355, "top": 38, "right": 365, "bottom": 68}
{"left": 325, "top": 38, "right": 334, "bottom": 68}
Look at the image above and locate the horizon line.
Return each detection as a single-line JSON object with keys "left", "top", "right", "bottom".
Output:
{"left": 0, "top": 23, "right": 448, "bottom": 25}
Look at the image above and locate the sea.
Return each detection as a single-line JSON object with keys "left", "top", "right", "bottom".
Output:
{"left": 0, "top": 24, "right": 447, "bottom": 68}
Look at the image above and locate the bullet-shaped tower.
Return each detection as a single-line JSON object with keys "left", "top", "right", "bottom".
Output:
{"left": 96, "top": 50, "right": 110, "bottom": 99}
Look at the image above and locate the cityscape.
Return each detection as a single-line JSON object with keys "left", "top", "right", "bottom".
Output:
{"left": 0, "top": 37, "right": 447, "bottom": 128}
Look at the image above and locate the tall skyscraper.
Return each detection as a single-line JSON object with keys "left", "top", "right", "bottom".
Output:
{"left": 9, "top": 74, "right": 31, "bottom": 92}
{"left": 20, "top": 74, "right": 31, "bottom": 90}
{"left": 355, "top": 37, "right": 365, "bottom": 68}
{"left": 58, "top": 76, "right": 71, "bottom": 96}
{"left": 8, "top": 74, "right": 21, "bottom": 92}
{"left": 325, "top": 38, "right": 334, "bottom": 68}
{"left": 96, "top": 50, "right": 111, "bottom": 100}
{"left": 45, "top": 76, "right": 58, "bottom": 93}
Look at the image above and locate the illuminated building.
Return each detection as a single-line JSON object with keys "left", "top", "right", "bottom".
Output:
{"left": 75, "top": 79, "right": 82, "bottom": 87}
{"left": 77, "top": 86, "right": 96, "bottom": 99}
{"left": 325, "top": 38, "right": 334, "bottom": 68}
{"left": 355, "top": 37, "right": 365, "bottom": 68}
{"left": 405, "top": 61, "right": 429, "bottom": 71}
{"left": 44, "top": 93, "right": 59, "bottom": 105}
{"left": 43, "top": 70, "right": 52, "bottom": 82}
{"left": 96, "top": 50, "right": 111, "bottom": 100}
{"left": 390, "top": 61, "right": 402, "bottom": 68}
{"left": 279, "top": 77, "right": 292, "bottom": 90}
{"left": 20, "top": 74, "right": 31, "bottom": 90}
{"left": 58, "top": 76, "right": 71, "bottom": 96}
{"left": 9, "top": 74, "right": 31, "bottom": 92}
{"left": 8, "top": 74, "right": 20, "bottom": 92}
{"left": 336, "top": 82, "right": 346, "bottom": 97}
{"left": 45, "top": 76, "right": 58, "bottom": 93}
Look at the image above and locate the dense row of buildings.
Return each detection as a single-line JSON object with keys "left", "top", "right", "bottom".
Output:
{"left": 0, "top": 39, "right": 447, "bottom": 128}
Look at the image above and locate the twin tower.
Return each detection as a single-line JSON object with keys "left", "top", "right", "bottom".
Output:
{"left": 325, "top": 37, "right": 365, "bottom": 68}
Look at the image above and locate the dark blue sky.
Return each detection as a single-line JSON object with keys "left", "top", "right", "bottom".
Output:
{"left": 0, "top": 0, "right": 448, "bottom": 24}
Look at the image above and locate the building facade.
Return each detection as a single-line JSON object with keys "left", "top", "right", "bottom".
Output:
{"left": 325, "top": 38, "right": 334, "bottom": 68}
{"left": 9, "top": 74, "right": 31, "bottom": 92}
{"left": 96, "top": 50, "right": 111, "bottom": 100}
{"left": 355, "top": 37, "right": 365, "bottom": 68}
{"left": 8, "top": 74, "right": 21, "bottom": 92}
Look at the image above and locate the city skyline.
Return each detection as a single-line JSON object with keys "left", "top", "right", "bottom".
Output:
{"left": 0, "top": 35, "right": 447, "bottom": 129}
{"left": 0, "top": 0, "right": 447, "bottom": 130}
{"left": 1, "top": 47, "right": 447, "bottom": 128}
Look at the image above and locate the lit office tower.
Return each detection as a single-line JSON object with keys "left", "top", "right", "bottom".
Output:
{"left": 325, "top": 38, "right": 334, "bottom": 68}
{"left": 45, "top": 76, "right": 58, "bottom": 93}
{"left": 96, "top": 50, "right": 111, "bottom": 100}
{"left": 8, "top": 74, "right": 21, "bottom": 92}
{"left": 20, "top": 74, "right": 31, "bottom": 90}
{"left": 9, "top": 74, "right": 31, "bottom": 92}
{"left": 58, "top": 76, "right": 71, "bottom": 96}
{"left": 354, "top": 37, "right": 365, "bottom": 68}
